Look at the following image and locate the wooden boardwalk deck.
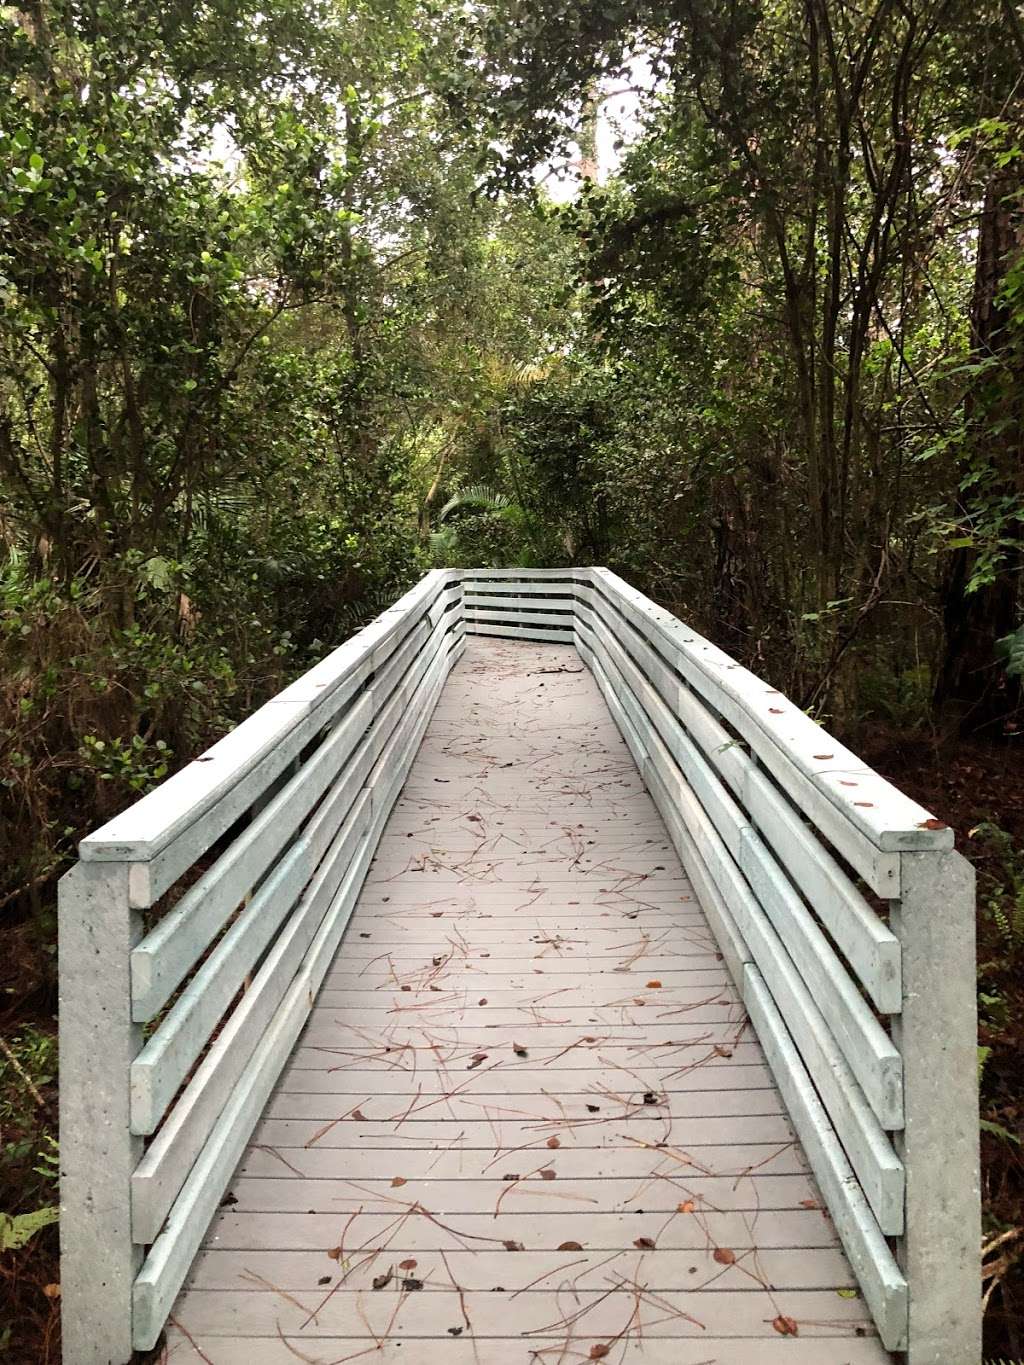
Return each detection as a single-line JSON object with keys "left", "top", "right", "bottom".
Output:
{"left": 164, "top": 637, "right": 890, "bottom": 1364}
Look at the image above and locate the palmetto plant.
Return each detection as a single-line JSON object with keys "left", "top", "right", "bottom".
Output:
{"left": 429, "top": 484, "right": 520, "bottom": 562}
{"left": 436, "top": 483, "right": 513, "bottom": 522}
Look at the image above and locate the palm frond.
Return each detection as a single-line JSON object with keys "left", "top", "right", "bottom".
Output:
{"left": 438, "top": 484, "right": 513, "bottom": 522}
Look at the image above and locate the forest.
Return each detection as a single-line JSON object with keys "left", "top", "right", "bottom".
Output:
{"left": 0, "top": 0, "right": 1021, "bottom": 1359}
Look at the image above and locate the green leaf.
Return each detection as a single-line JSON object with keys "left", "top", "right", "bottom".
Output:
{"left": 980, "top": 1118, "right": 1021, "bottom": 1147}
{"left": 0, "top": 1206, "right": 59, "bottom": 1251}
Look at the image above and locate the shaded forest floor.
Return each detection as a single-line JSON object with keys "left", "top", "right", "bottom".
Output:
{"left": 1, "top": 724, "right": 1022, "bottom": 1362}
{"left": 861, "top": 726, "right": 1024, "bottom": 1359}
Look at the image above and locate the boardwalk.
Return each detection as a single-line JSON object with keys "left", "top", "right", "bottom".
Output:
{"left": 163, "top": 637, "right": 888, "bottom": 1363}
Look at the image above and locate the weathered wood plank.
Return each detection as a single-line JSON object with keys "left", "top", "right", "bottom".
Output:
{"left": 172, "top": 1287, "right": 875, "bottom": 1338}
{"left": 464, "top": 621, "right": 575, "bottom": 642}
{"left": 271, "top": 1060, "right": 774, "bottom": 1094}
{"left": 220, "top": 1173, "right": 806, "bottom": 1214}
{"left": 250, "top": 1114, "right": 795, "bottom": 1149}
{"left": 184, "top": 1244, "right": 856, "bottom": 1291}
{"left": 203, "top": 1207, "right": 842, "bottom": 1251}
{"left": 162, "top": 1336, "right": 890, "bottom": 1365}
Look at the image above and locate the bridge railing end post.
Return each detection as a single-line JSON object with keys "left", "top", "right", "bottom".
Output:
{"left": 59, "top": 860, "right": 143, "bottom": 1365}
{"left": 892, "top": 848, "right": 981, "bottom": 1365}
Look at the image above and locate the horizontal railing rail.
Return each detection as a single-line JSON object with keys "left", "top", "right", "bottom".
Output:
{"left": 463, "top": 567, "right": 981, "bottom": 1365}
{"left": 60, "top": 566, "right": 980, "bottom": 1365}
{"left": 59, "top": 570, "right": 465, "bottom": 1363}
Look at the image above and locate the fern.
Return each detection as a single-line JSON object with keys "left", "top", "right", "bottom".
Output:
{"left": 0, "top": 1205, "right": 59, "bottom": 1251}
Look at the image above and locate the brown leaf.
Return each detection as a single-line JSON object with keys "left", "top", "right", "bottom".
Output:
{"left": 854, "top": 801, "right": 875, "bottom": 808}
{"left": 539, "top": 1168, "right": 556, "bottom": 1180}
{"left": 372, "top": 1268, "right": 394, "bottom": 1291}
{"left": 590, "top": 1345, "right": 611, "bottom": 1359}
{"left": 399, "top": 1258, "right": 417, "bottom": 1270}
{"left": 634, "top": 1237, "right": 656, "bottom": 1249}
{"left": 772, "top": 1315, "right": 799, "bottom": 1337}
{"left": 813, "top": 754, "right": 834, "bottom": 760}
{"left": 918, "top": 817, "right": 948, "bottom": 830}
{"left": 326, "top": 1246, "right": 342, "bottom": 1261}
{"left": 557, "top": 1241, "right": 583, "bottom": 1251}
{"left": 799, "top": 1199, "right": 820, "bottom": 1211}
{"left": 768, "top": 707, "right": 783, "bottom": 714}
{"left": 402, "top": 1277, "right": 424, "bottom": 1291}
{"left": 467, "top": 1052, "right": 488, "bottom": 1069}
{"left": 478, "top": 997, "right": 488, "bottom": 1005}
{"left": 401, "top": 985, "right": 412, "bottom": 992}
{"left": 713, "top": 1247, "right": 736, "bottom": 1265}
{"left": 677, "top": 1201, "right": 695, "bottom": 1213}
{"left": 586, "top": 1103, "right": 600, "bottom": 1113}
{"left": 546, "top": 1136, "right": 561, "bottom": 1149}
{"left": 351, "top": 1109, "right": 368, "bottom": 1122}
{"left": 712, "top": 1044, "right": 732, "bottom": 1058}
{"left": 513, "top": 1043, "right": 528, "bottom": 1057}
{"left": 646, "top": 980, "right": 662, "bottom": 989}
{"left": 503, "top": 1240, "right": 525, "bottom": 1251}
{"left": 42, "top": 1284, "right": 60, "bottom": 1300}
{"left": 391, "top": 1176, "right": 407, "bottom": 1187}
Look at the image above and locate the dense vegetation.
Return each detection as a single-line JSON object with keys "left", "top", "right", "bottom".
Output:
{"left": 0, "top": 0, "right": 1021, "bottom": 1358}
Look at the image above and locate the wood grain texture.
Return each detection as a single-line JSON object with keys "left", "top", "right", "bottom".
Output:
{"left": 165, "top": 637, "right": 890, "bottom": 1363}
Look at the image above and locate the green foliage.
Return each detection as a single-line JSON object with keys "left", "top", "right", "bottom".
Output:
{"left": 0, "top": 1205, "right": 59, "bottom": 1252}
{"left": 997, "top": 626, "right": 1024, "bottom": 681}
{"left": 973, "top": 822, "right": 1024, "bottom": 962}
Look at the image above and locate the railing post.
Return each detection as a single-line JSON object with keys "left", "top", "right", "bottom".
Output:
{"left": 891, "top": 849, "right": 981, "bottom": 1364}
{"left": 59, "top": 861, "right": 143, "bottom": 1365}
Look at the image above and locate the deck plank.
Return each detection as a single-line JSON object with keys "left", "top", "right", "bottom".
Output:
{"left": 165, "top": 637, "right": 889, "bottom": 1363}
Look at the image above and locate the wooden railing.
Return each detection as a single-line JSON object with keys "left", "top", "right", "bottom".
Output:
{"left": 59, "top": 567, "right": 980, "bottom": 1364}
{"left": 58, "top": 570, "right": 465, "bottom": 1363}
